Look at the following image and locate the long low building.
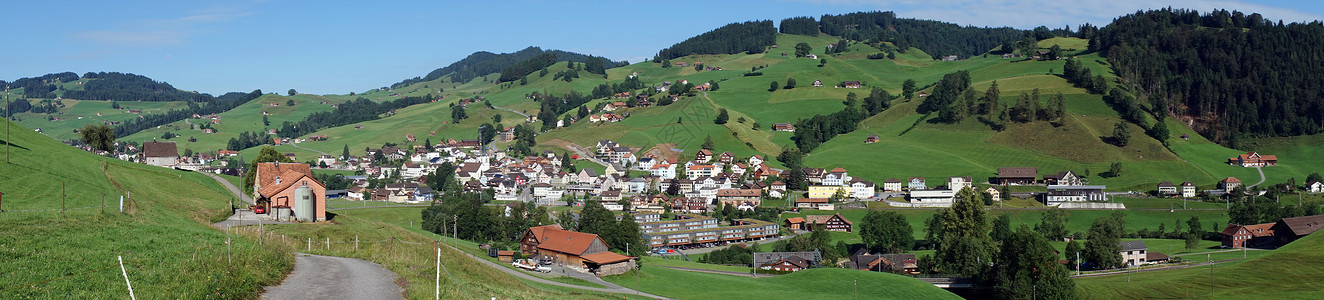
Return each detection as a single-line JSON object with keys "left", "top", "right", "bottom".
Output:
{"left": 1044, "top": 185, "right": 1108, "bottom": 205}
{"left": 641, "top": 216, "right": 780, "bottom": 248}
{"left": 908, "top": 190, "right": 955, "bottom": 207}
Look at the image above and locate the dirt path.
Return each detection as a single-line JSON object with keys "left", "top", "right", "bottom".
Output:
{"left": 261, "top": 253, "right": 404, "bottom": 300}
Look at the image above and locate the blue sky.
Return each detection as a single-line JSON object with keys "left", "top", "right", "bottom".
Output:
{"left": 2, "top": 0, "right": 1320, "bottom": 95}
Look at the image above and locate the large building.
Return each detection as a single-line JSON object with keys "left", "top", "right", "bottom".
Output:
{"left": 640, "top": 215, "right": 779, "bottom": 248}
{"left": 1228, "top": 152, "right": 1277, "bottom": 167}
{"left": 908, "top": 190, "right": 955, "bottom": 207}
{"left": 997, "top": 167, "right": 1038, "bottom": 185}
{"left": 1043, "top": 185, "right": 1108, "bottom": 205}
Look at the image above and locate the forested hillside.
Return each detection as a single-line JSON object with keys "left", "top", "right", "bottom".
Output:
{"left": 1094, "top": 8, "right": 1324, "bottom": 146}
{"left": 654, "top": 20, "right": 777, "bottom": 59}
{"left": 818, "top": 11, "right": 1027, "bottom": 59}
{"left": 2, "top": 72, "right": 211, "bottom": 102}
{"left": 390, "top": 46, "right": 627, "bottom": 88}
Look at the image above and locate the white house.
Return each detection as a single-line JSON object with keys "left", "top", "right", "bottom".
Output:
{"left": 948, "top": 176, "right": 972, "bottom": 192}
{"left": 849, "top": 180, "right": 876, "bottom": 199}
{"left": 823, "top": 168, "right": 850, "bottom": 187}
{"left": 883, "top": 178, "right": 903, "bottom": 192}
{"left": 1309, "top": 181, "right": 1324, "bottom": 193}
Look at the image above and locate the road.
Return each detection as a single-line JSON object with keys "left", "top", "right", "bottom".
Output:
{"left": 202, "top": 173, "right": 405, "bottom": 300}
{"left": 1249, "top": 166, "right": 1267, "bottom": 188}
{"left": 204, "top": 172, "right": 253, "bottom": 205}
{"left": 493, "top": 106, "right": 530, "bottom": 118}
{"left": 262, "top": 253, "right": 404, "bottom": 300}
{"left": 444, "top": 243, "right": 670, "bottom": 299}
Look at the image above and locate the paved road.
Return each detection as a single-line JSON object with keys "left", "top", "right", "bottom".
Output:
{"left": 445, "top": 243, "right": 669, "bottom": 299}
{"left": 204, "top": 172, "right": 253, "bottom": 205}
{"left": 262, "top": 253, "right": 404, "bottom": 300}
{"left": 1249, "top": 166, "right": 1267, "bottom": 188}
{"left": 494, "top": 106, "right": 530, "bottom": 118}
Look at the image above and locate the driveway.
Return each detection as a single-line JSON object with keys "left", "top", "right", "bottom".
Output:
{"left": 204, "top": 172, "right": 253, "bottom": 205}
{"left": 262, "top": 253, "right": 404, "bottom": 300}
{"left": 213, "top": 208, "right": 292, "bottom": 230}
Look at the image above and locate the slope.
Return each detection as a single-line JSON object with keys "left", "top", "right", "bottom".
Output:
{"left": 0, "top": 118, "right": 293, "bottom": 298}
{"left": 1075, "top": 230, "right": 1324, "bottom": 299}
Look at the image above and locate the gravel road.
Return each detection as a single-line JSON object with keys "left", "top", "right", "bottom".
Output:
{"left": 262, "top": 253, "right": 404, "bottom": 300}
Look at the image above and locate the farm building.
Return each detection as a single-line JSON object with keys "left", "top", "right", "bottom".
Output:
{"left": 253, "top": 162, "right": 326, "bottom": 222}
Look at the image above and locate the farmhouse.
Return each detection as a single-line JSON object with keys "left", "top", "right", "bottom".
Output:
{"left": 755, "top": 252, "right": 819, "bottom": 272}
{"left": 772, "top": 123, "right": 796, "bottom": 132}
{"left": 841, "top": 81, "right": 862, "bottom": 88}
{"left": 865, "top": 134, "right": 880, "bottom": 144}
{"left": 253, "top": 162, "right": 326, "bottom": 222}
{"left": 985, "top": 186, "right": 1002, "bottom": 202}
{"left": 803, "top": 213, "right": 852, "bottom": 232}
{"left": 1221, "top": 223, "right": 1275, "bottom": 248}
{"left": 1042, "top": 170, "right": 1082, "bottom": 186}
{"left": 520, "top": 225, "right": 635, "bottom": 276}
{"left": 849, "top": 250, "right": 919, "bottom": 274}
{"left": 141, "top": 141, "right": 179, "bottom": 167}
{"left": 997, "top": 167, "right": 1038, "bottom": 185}
{"left": 1271, "top": 214, "right": 1324, "bottom": 245}
{"left": 1156, "top": 181, "right": 1179, "bottom": 196}
{"left": 1228, "top": 152, "right": 1277, "bottom": 167}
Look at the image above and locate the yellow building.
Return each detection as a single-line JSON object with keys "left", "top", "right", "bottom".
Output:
{"left": 808, "top": 185, "right": 848, "bottom": 199}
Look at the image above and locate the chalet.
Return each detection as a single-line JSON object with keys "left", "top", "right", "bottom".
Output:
{"left": 1221, "top": 223, "right": 1275, "bottom": 248}
{"left": 749, "top": 155, "right": 764, "bottom": 166}
{"left": 141, "top": 141, "right": 179, "bottom": 167}
{"left": 1120, "top": 240, "right": 1148, "bottom": 266}
{"left": 804, "top": 213, "right": 852, "bottom": 232}
{"left": 253, "top": 162, "right": 326, "bottom": 222}
{"left": 1220, "top": 177, "right": 1242, "bottom": 193}
{"left": 1271, "top": 215, "right": 1324, "bottom": 245}
{"left": 882, "top": 178, "right": 903, "bottom": 192}
{"left": 997, "top": 167, "right": 1038, "bottom": 185}
{"left": 985, "top": 186, "right": 1002, "bottom": 202}
{"left": 1228, "top": 152, "right": 1277, "bottom": 167}
{"left": 812, "top": 79, "right": 823, "bottom": 87}
{"left": 802, "top": 168, "right": 826, "bottom": 184}
{"left": 865, "top": 135, "right": 880, "bottom": 144}
{"left": 1157, "top": 181, "right": 1179, "bottom": 196}
{"left": 756, "top": 252, "right": 818, "bottom": 272}
{"left": 849, "top": 250, "right": 919, "bottom": 274}
{"left": 772, "top": 123, "right": 795, "bottom": 132}
{"left": 695, "top": 149, "right": 714, "bottom": 163}
{"left": 917, "top": 92, "right": 928, "bottom": 98}
{"left": 1043, "top": 185, "right": 1108, "bottom": 204}
{"left": 1043, "top": 170, "right": 1083, "bottom": 186}
{"left": 218, "top": 150, "right": 239, "bottom": 157}
{"left": 941, "top": 55, "right": 959, "bottom": 61}
{"left": 718, "top": 151, "right": 736, "bottom": 164}
{"left": 519, "top": 225, "right": 635, "bottom": 276}
{"left": 841, "top": 81, "right": 862, "bottom": 88}
{"left": 308, "top": 135, "right": 328, "bottom": 141}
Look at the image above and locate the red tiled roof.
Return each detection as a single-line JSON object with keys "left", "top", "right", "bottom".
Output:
{"left": 785, "top": 217, "right": 806, "bottom": 224}
{"left": 1222, "top": 177, "right": 1241, "bottom": 183}
{"left": 998, "top": 167, "right": 1038, "bottom": 178}
{"left": 535, "top": 226, "right": 606, "bottom": 256}
{"left": 258, "top": 171, "right": 324, "bottom": 198}
{"left": 256, "top": 162, "right": 312, "bottom": 190}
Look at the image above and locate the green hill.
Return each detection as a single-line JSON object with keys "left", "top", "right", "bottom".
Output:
{"left": 0, "top": 118, "right": 291, "bottom": 298}
{"left": 1075, "top": 230, "right": 1324, "bottom": 298}
{"left": 603, "top": 264, "right": 959, "bottom": 299}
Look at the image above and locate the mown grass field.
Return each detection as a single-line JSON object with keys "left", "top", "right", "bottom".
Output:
{"left": 14, "top": 99, "right": 191, "bottom": 141}
{"left": 602, "top": 264, "right": 958, "bottom": 299}
{"left": 0, "top": 118, "right": 292, "bottom": 299}
{"left": 1075, "top": 229, "right": 1324, "bottom": 299}
{"left": 121, "top": 93, "right": 347, "bottom": 155}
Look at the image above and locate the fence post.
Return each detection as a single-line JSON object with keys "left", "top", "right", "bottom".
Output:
{"left": 307, "top": 238, "right": 311, "bottom": 251}
{"left": 355, "top": 235, "right": 359, "bottom": 251}
{"left": 102, "top": 193, "right": 105, "bottom": 213}
{"left": 435, "top": 241, "right": 440, "bottom": 300}
{"left": 326, "top": 237, "right": 329, "bottom": 251}
{"left": 118, "top": 255, "right": 137, "bottom": 300}
{"left": 227, "top": 236, "right": 232, "bottom": 264}
{"left": 119, "top": 195, "right": 124, "bottom": 213}
{"left": 61, "top": 181, "right": 66, "bottom": 217}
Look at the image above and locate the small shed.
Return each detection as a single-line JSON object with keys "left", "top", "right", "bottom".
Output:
{"left": 498, "top": 251, "right": 516, "bottom": 263}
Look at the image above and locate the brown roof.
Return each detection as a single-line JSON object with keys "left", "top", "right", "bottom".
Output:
{"left": 998, "top": 167, "right": 1038, "bottom": 178}
{"left": 580, "top": 251, "right": 632, "bottom": 264}
{"left": 1277, "top": 215, "right": 1324, "bottom": 237}
{"left": 1145, "top": 251, "right": 1169, "bottom": 261}
{"left": 716, "top": 189, "right": 762, "bottom": 197}
{"left": 256, "top": 162, "right": 313, "bottom": 190}
{"left": 534, "top": 227, "right": 607, "bottom": 256}
{"left": 527, "top": 224, "right": 564, "bottom": 241}
{"left": 141, "top": 141, "right": 178, "bottom": 158}
{"left": 805, "top": 213, "right": 852, "bottom": 225}
{"left": 1221, "top": 223, "right": 1275, "bottom": 237}
{"left": 258, "top": 171, "right": 325, "bottom": 198}
{"left": 785, "top": 217, "right": 806, "bottom": 224}
{"left": 497, "top": 251, "right": 515, "bottom": 256}
{"left": 1222, "top": 177, "right": 1242, "bottom": 183}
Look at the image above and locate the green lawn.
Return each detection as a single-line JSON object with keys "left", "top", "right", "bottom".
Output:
{"left": 1075, "top": 229, "right": 1324, "bottom": 299}
{"left": 783, "top": 208, "right": 1231, "bottom": 242}
{"left": 603, "top": 265, "right": 958, "bottom": 299}
{"left": 0, "top": 118, "right": 291, "bottom": 299}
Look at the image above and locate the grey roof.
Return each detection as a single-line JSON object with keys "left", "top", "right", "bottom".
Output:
{"left": 754, "top": 251, "right": 819, "bottom": 264}
{"left": 1120, "top": 240, "right": 1147, "bottom": 251}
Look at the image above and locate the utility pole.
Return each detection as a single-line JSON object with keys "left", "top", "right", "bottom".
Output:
{"left": 453, "top": 215, "right": 458, "bottom": 249}
{"left": 5, "top": 85, "right": 10, "bottom": 164}
{"left": 1076, "top": 251, "right": 1081, "bottom": 276}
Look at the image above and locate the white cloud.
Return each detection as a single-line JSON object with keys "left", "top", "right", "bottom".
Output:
{"left": 69, "top": 5, "right": 254, "bottom": 47}
{"left": 788, "top": 0, "right": 1321, "bottom": 29}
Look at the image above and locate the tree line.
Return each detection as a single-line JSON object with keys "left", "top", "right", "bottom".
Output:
{"left": 655, "top": 20, "right": 776, "bottom": 60}
{"left": 790, "top": 89, "right": 892, "bottom": 153}
{"left": 1092, "top": 8, "right": 1324, "bottom": 146}
{"left": 778, "top": 16, "right": 819, "bottom": 36}
{"left": 497, "top": 53, "right": 557, "bottom": 83}
{"left": 273, "top": 95, "right": 432, "bottom": 139}
{"left": 816, "top": 11, "right": 1026, "bottom": 59}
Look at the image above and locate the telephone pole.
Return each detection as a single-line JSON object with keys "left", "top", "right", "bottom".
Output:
{"left": 5, "top": 85, "right": 10, "bottom": 163}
